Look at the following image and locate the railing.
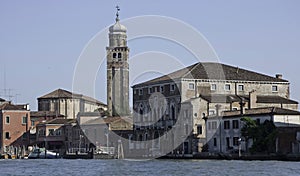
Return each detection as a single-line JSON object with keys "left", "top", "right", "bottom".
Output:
{"left": 67, "top": 148, "right": 89, "bottom": 154}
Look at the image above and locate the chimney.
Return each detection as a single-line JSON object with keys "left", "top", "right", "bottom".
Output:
{"left": 276, "top": 74, "right": 283, "bottom": 79}
{"left": 239, "top": 99, "right": 246, "bottom": 115}
{"left": 249, "top": 90, "right": 257, "bottom": 109}
{"left": 215, "top": 104, "right": 221, "bottom": 116}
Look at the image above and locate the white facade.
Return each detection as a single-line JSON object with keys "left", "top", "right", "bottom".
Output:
{"left": 206, "top": 109, "right": 300, "bottom": 154}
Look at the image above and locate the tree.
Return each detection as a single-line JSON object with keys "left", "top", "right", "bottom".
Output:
{"left": 241, "top": 117, "right": 258, "bottom": 152}
{"left": 241, "top": 117, "right": 277, "bottom": 154}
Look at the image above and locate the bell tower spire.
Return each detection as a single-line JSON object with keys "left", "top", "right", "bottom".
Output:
{"left": 106, "top": 6, "right": 130, "bottom": 117}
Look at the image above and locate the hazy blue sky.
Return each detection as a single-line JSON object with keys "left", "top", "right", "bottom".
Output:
{"left": 1, "top": 1, "right": 299, "bottom": 110}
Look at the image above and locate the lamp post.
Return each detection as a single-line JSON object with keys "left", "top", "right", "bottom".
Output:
{"left": 202, "top": 113, "right": 208, "bottom": 144}
{"left": 238, "top": 137, "right": 242, "bottom": 158}
{"left": 79, "top": 134, "right": 82, "bottom": 153}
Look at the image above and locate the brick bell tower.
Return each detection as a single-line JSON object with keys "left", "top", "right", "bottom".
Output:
{"left": 107, "top": 6, "right": 130, "bottom": 116}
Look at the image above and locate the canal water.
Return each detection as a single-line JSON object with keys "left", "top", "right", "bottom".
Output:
{"left": 1, "top": 159, "right": 299, "bottom": 176}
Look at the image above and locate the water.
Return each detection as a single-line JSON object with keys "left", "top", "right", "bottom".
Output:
{"left": 1, "top": 159, "right": 300, "bottom": 176}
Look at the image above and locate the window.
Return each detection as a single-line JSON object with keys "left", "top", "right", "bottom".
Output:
{"left": 233, "top": 137, "right": 240, "bottom": 146}
{"left": 31, "top": 120, "right": 35, "bottom": 126}
{"left": 213, "top": 138, "right": 217, "bottom": 147}
{"left": 212, "top": 121, "right": 217, "bottom": 130}
{"left": 184, "top": 109, "right": 189, "bottom": 119}
{"left": 113, "top": 53, "right": 117, "bottom": 58}
{"left": 272, "top": 85, "right": 278, "bottom": 92}
{"left": 211, "top": 84, "right": 217, "bottom": 91}
{"left": 225, "top": 84, "right": 231, "bottom": 91}
{"left": 38, "top": 129, "right": 45, "bottom": 136}
{"left": 118, "top": 53, "right": 122, "bottom": 58}
{"left": 188, "top": 83, "right": 195, "bottom": 90}
{"left": 224, "top": 120, "right": 230, "bottom": 129}
{"left": 185, "top": 124, "right": 189, "bottom": 135}
{"left": 5, "top": 116, "right": 10, "bottom": 124}
{"left": 170, "top": 84, "right": 175, "bottom": 91}
{"left": 226, "top": 137, "right": 230, "bottom": 148}
{"left": 22, "top": 116, "right": 27, "bottom": 124}
{"left": 48, "top": 129, "right": 55, "bottom": 136}
{"left": 139, "top": 89, "right": 143, "bottom": 95}
{"left": 197, "top": 125, "right": 202, "bottom": 135}
{"left": 55, "top": 129, "right": 62, "bottom": 136}
{"left": 148, "top": 87, "right": 152, "bottom": 94}
{"left": 5, "top": 132, "right": 10, "bottom": 139}
{"left": 171, "top": 106, "right": 175, "bottom": 120}
{"left": 160, "top": 86, "right": 164, "bottom": 92}
{"left": 238, "top": 85, "right": 244, "bottom": 91}
{"left": 233, "top": 120, "right": 239, "bottom": 129}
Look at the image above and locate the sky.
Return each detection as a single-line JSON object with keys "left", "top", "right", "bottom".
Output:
{"left": 0, "top": 1, "right": 300, "bottom": 110}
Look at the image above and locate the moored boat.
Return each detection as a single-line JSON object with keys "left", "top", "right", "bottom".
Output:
{"left": 28, "top": 148, "right": 60, "bottom": 159}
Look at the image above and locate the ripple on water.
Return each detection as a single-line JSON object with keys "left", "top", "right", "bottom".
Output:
{"left": 1, "top": 159, "right": 300, "bottom": 176}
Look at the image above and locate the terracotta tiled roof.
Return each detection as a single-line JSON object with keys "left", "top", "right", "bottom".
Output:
{"left": 39, "top": 118, "right": 76, "bottom": 125}
{"left": 200, "top": 94, "right": 241, "bottom": 103}
{"left": 82, "top": 118, "right": 107, "bottom": 125}
{"left": 30, "top": 111, "right": 65, "bottom": 118}
{"left": 38, "top": 88, "right": 106, "bottom": 106}
{"left": 199, "top": 94, "right": 298, "bottom": 104}
{"left": 103, "top": 116, "right": 133, "bottom": 124}
{"left": 133, "top": 62, "right": 288, "bottom": 87}
{"left": 255, "top": 96, "right": 298, "bottom": 104}
{"left": 0, "top": 103, "right": 27, "bottom": 110}
{"left": 219, "top": 107, "right": 300, "bottom": 118}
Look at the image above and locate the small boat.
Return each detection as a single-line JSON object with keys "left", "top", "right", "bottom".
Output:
{"left": 28, "top": 148, "right": 60, "bottom": 159}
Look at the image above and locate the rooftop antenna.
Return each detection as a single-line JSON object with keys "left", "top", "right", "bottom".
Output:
{"left": 8, "top": 94, "right": 14, "bottom": 102}
{"left": 3, "top": 63, "right": 6, "bottom": 97}
{"left": 15, "top": 93, "right": 21, "bottom": 104}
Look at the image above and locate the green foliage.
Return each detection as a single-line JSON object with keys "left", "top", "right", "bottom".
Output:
{"left": 241, "top": 117, "right": 258, "bottom": 140}
{"left": 241, "top": 117, "right": 277, "bottom": 154}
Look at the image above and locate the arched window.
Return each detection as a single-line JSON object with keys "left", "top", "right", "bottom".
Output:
{"left": 171, "top": 105, "right": 175, "bottom": 120}
{"left": 113, "top": 53, "right": 117, "bottom": 58}
{"left": 154, "top": 132, "right": 160, "bottom": 147}
{"left": 153, "top": 109, "right": 157, "bottom": 122}
{"left": 154, "top": 131, "right": 159, "bottom": 139}
{"left": 139, "top": 109, "right": 143, "bottom": 122}
{"left": 139, "top": 104, "right": 144, "bottom": 122}
{"left": 118, "top": 53, "right": 122, "bottom": 58}
{"left": 161, "top": 107, "right": 164, "bottom": 121}
{"left": 139, "top": 134, "right": 143, "bottom": 141}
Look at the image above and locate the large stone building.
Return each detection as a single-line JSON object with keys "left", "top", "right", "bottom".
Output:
{"left": 37, "top": 88, "right": 107, "bottom": 119}
{"left": 106, "top": 7, "right": 130, "bottom": 117}
{"left": 132, "top": 62, "right": 298, "bottom": 155}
